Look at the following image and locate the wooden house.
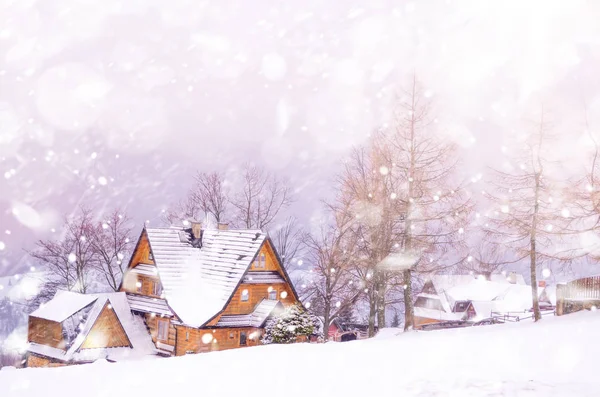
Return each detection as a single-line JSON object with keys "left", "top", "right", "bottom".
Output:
{"left": 119, "top": 222, "right": 301, "bottom": 356}
{"left": 413, "top": 273, "right": 552, "bottom": 329}
{"left": 26, "top": 291, "right": 156, "bottom": 367}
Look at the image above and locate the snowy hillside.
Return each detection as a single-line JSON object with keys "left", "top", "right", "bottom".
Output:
{"left": 2, "top": 311, "right": 599, "bottom": 396}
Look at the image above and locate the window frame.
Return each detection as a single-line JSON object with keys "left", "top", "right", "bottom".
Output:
{"left": 239, "top": 331, "right": 247, "bottom": 346}
{"left": 241, "top": 289, "right": 249, "bottom": 302}
{"left": 152, "top": 280, "right": 162, "bottom": 297}
{"left": 157, "top": 319, "right": 169, "bottom": 341}
{"left": 254, "top": 253, "right": 266, "bottom": 269}
{"left": 268, "top": 289, "right": 277, "bottom": 300}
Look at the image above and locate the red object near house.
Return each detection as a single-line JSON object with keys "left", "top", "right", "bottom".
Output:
{"left": 539, "top": 281, "right": 546, "bottom": 288}
{"left": 328, "top": 322, "right": 341, "bottom": 338}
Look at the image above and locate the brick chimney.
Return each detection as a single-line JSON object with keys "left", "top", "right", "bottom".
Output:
{"left": 189, "top": 220, "right": 202, "bottom": 240}
{"left": 217, "top": 222, "right": 229, "bottom": 231}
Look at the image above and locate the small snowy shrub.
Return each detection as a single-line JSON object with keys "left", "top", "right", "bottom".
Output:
{"left": 262, "top": 303, "right": 321, "bottom": 344}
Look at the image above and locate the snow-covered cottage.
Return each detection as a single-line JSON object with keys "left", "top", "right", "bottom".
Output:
{"left": 119, "top": 222, "right": 301, "bottom": 356}
{"left": 413, "top": 273, "right": 554, "bottom": 329}
{"left": 26, "top": 291, "right": 156, "bottom": 367}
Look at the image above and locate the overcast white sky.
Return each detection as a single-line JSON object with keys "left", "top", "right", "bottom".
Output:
{"left": 2, "top": 0, "right": 600, "bottom": 276}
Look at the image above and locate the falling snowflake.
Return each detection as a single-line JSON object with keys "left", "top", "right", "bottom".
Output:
{"left": 561, "top": 209, "right": 570, "bottom": 218}
{"left": 542, "top": 268, "right": 551, "bottom": 278}
{"left": 98, "top": 176, "right": 108, "bottom": 185}
{"left": 68, "top": 253, "right": 77, "bottom": 263}
{"left": 390, "top": 192, "right": 397, "bottom": 200}
{"left": 379, "top": 166, "right": 389, "bottom": 175}
{"left": 0, "top": 241, "right": 5, "bottom": 251}
{"left": 201, "top": 333, "right": 213, "bottom": 344}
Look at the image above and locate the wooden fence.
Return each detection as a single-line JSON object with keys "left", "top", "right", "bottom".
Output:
{"left": 556, "top": 275, "right": 600, "bottom": 316}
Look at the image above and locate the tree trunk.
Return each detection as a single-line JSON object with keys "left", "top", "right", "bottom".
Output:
{"left": 368, "top": 293, "right": 377, "bottom": 337}
{"left": 403, "top": 269, "right": 414, "bottom": 331}
{"left": 323, "top": 306, "right": 331, "bottom": 342}
{"left": 531, "top": 172, "right": 541, "bottom": 322}
{"left": 376, "top": 271, "right": 386, "bottom": 328}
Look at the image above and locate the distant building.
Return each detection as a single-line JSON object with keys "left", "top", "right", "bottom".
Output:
{"left": 413, "top": 273, "right": 554, "bottom": 329}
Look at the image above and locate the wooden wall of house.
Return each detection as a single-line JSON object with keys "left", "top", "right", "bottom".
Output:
{"left": 121, "top": 273, "right": 162, "bottom": 297}
{"left": 220, "top": 283, "right": 296, "bottom": 316}
{"left": 414, "top": 316, "right": 441, "bottom": 329}
{"left": 26, "top": 353, "right": 66, "bottom": 368}
{"left": 80, "top": 303, "right": 131, "bottom": 349}
{"left": 128, "top": 231, "right": 155, "bottom": 268}
{"left": 145, "top": 313, "right": 176, "bottom": 347}
{"left": 28, "top": 317, "right": 65, "bottom": 350}
{"left": 250, "top": 241, "right": 281, "bottom": 272}
{"left": 174, "top": 326, "right": 262, "bottom": 356}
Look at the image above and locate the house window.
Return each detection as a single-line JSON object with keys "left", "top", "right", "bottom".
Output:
{"left": 241, "top": 289, "right": 249, "bottom": 302}
{"left": 240, "top": 331, "right": 247, "bottom": 346}
{"left": 157, "top": 319, "right": 169, "bottom": 341}
{"left": 454, "top": 301, "right": 470, "bottom": 312}
{"left": 254, "top": 253, "right": 266, "bottom": 269}
{"left": 229, "top": 331, "right": 235, "bottom": 339}
{"left": 152, "top": 281, "right": 162, "bottom": 297}
{"left": 268, "top": 290, "right": 277, "bottom": 300}
{"left": 148, "top": 251, "right": 154, "bottom": 261}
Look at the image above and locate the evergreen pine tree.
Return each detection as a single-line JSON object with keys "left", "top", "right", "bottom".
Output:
{"left": 262, "top": 303, "right": 322, "bottom": 344}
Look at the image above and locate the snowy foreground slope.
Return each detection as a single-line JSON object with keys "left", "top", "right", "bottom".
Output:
{"left": 2, "top": 312, "right": 600, "bottom": 397}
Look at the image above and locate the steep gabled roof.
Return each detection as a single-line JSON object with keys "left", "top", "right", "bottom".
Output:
{"left": 145, "top": 227, "right": 267, "bottom": 327}
{"left": 28, "top": 291, "right": 156, "bottom": 363}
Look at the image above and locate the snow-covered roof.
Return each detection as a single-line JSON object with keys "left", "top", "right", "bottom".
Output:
{"left": 28, "top": 291, "right": 156, "bottom": 363}
{"left": 242, "top": 271, "right": 286, "bottom": 284}
{"left": 446, "top": 279, "right": 513, "bottom": 303}
{"left": 126, "top": 293, "right": 174, "bottom": 317}
{"left": 145, "top": 227, "right": 266, "bottom": 327}
{"left": 30, "top": 290, "right": 97, "bottom": 322}
{"left": 413, "top": 307, "right": 464, "bottom": 321}
{"left": 215, "top": 299, "right": 283, "bottom": 328}
{"left": 129, "top": 263, "right": 159, "bottom": 277}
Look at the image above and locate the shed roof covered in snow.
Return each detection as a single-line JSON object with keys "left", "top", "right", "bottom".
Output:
{"left": 27, "top": 291, "right": 156, "bottom": 363}
{"left": 144, "top": 227, "right": 267, "bottom": 327}
{"left": 30, "top": 290, "right": 98, "bottom": 323}
{"left": 215, "top": 299, "right": 283, "bottom": 328}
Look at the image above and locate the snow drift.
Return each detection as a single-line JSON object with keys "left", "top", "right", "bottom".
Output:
{"left": 2, "top": 311, "right": 599, "bottom": 396}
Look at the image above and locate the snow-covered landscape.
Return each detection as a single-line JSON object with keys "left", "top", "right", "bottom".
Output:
{"left": 3, "top": 0, "right": 600, "bottom": 395}
{"left": 2, "top": 311, "right": 599, "bottom": 396}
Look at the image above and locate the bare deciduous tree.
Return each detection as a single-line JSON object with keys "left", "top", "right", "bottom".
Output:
{"left": 385, "top": 75, "right": 473, "bottom": 331}
{"left": 89, "top": 209, "right": 133, "bottom": 291}
{"left": 272, "top": 216, "right": 304, "bottom": 271}
{"left": 336, "top": 140, "right": 405, "bottom": 334}
{"left": 30, "top": 208, "right": 97, "bottom": 297}
{"left": 483, "top": 109, "right": 571, "bottom": 322}
{"left": 230, "top": 163, "right": 294, "bottom": 230}
{"left": 29, "top": 207, "right": 134, "bottom": 306}
{"left": 303, "top": 209, "right": 363, "bottom": 341}
{"left": 165, "top": 171, "right": 229, "bottom": 225}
